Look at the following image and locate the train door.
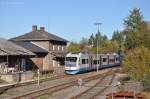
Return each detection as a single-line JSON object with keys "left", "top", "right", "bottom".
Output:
{"left": 109, "top": 54, "right": 115, "bottom": 66}
{"left": 80, "top": 54, "right": 89, "bottom": 72}
{"left": 99, "top": 55, "right": 102, "bottom": 68}
{"left": 101, "top": 55, "right": 108, "bottom": 67}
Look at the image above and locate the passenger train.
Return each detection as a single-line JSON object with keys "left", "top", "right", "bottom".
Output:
{"left": 65, "top": 52, "right": 120, "bottom": 74}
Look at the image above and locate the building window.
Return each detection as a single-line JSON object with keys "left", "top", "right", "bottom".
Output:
{"left": 58, "top": 46, "right": 60, "bottom": 51}
{"left": 62, "top": 46, "right": 64, "bottom": 51}
{"left": 53, "top": 60, "right": 55, "bottom": 67}
{"left": 53, "top": 45, "right": 55, "bottom": 50}
{"left": 82, "top": 59, "right": 88, "bottom": 64}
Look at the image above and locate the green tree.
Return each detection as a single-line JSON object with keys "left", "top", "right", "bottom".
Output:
{"left": 79, "top": 37, "right": 89, "bottom": 45}
{"left": 67, "top": 41, "right": 80, "bottom": 52}
{"left": 103, "top": 35, "right": 108, "bottom": 41}
{"left": 93, "top": 31, "right": 107, "bottom": 47}
{"left": 88, "top": 33, "right": 94, "bottom": 47}
{"left": 123, "top": 8, "right": 144, "bottom": 50}
{"left": 112, "top": 30, "right": 124, "bottom": 44}
{"left": 102, "top": 40, "right": 120, "bottom": 53}
{"left": 123, "top": 46, "right": 150, "bottom": 81}
{"left": 94, "top": 31, "right": 101, "bottom": 47}
{"left": 68, "top": 38, "right": 91, "bottom": 53}
{"left": 136, "top": 21, "right": 150, "bottom": 49}
{"left": 92, "top": 40, "right": 120, "bottom": 54}
{"left": 124, "top": 8, "right": 143, "bottom": 32}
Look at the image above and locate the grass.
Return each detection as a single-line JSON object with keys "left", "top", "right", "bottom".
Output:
{"left": 142, "top": 92, "right": 150, "bottom": 99}
{"left": 38, "top": 90, "right": 54, "bottom": 99}
{"left": 118, "top": 76, "right": 131, "bottom": 85}
{"left": 47, "top": 90, "right": 54, "bottom": 96}
{"left": 39, "top": 96, "right": 46, "bottom": 99}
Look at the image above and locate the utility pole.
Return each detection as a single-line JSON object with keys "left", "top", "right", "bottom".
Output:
{"left": 94, "top": 22, "right": 102, "bottom": 72}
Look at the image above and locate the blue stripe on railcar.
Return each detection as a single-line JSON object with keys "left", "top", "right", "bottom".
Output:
{"left": 65, "top": 63, "right": 120, "bottom": 74}
{"left": 65, "top": 70, "right": 80, "bottom": 74}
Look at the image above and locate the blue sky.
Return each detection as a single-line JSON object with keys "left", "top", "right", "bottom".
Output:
{"left": 0, "top": 0, "right": 150, "bottom": 42}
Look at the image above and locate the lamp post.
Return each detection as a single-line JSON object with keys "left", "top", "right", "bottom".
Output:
{"left": 94, "top": 22, "right": 102, "bottom": 72}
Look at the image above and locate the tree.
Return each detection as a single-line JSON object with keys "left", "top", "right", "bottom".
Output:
{"left": 102, "top": 40, "right": 120, "bottom": 53}
{"left": 136, "top": 21, "right": 150, "bottom": 49}
{"left": 94, "top": 31, "right": 101, "bottom": 47}
{"left": 92, "top": 40, "right": 120, "bottom": 54}
{"left": 67, "top": 38, "right": 91, "bottom": 53}
{"left": 103, "top": 35, "right": 108, "bottom": 41}
{"left": 79, "top": 37, "right": 88, "bottom": 45}
{"left": 123, "top": 46, "right": 150, "bottom": 81}
{"left": 124, "top": 8, "right": 143, "bottom": 32}
{"left": 123, "top": 8, "right": 144, "bottom": 50}
{"left": 93, "top": 31, "right": 107, "bottom": 47}
{"left": 112, "top": 30, "right": 124, "bottom": 44}
{"left": 67, "top": 41, "right": 80, "bottom": 52}
{"left": 88, "top": 33, "right": 94, "bottom": 47}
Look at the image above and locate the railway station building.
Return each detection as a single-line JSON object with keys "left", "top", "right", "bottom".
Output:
{"left": 10, "top": 25, "right": 68, "bottom": 72}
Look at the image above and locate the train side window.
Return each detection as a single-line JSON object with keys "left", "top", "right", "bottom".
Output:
{"left": 116, "top": 57, "right": 119, "bottom": 61}
{"left": 93, "top": 60, "right": 99, "bottom": 65}
{"left": 82, "top": 59, "right": 88, "bottom": 64}
{"left": 109, "top": 59, "right": 114, "bottom": 63}
{"left": 103, "top": 58, "right": 107, "bottom": 62}
{"left": 87, "top": 59, "right": 89, "bottom": 64}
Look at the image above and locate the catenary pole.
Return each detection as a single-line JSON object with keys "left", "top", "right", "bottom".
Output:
{"left": 94, "top": 22, "right": 102, "bottom": 72}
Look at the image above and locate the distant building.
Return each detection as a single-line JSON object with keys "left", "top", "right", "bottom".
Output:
{"left": 11, "top": 25, "right": 68, "bottom": 72}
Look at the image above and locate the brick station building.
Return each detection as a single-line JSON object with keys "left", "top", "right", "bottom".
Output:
{"left": 11, "top": 25, "right": 68, "bottom": 72}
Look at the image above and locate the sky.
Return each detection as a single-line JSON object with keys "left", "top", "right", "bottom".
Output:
{"left": 0, "top": 0, "right": 150, "bottom": 42}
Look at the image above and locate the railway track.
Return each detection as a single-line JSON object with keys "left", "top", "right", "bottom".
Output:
{"left": 90, "top": 71, "right": 116, "bottom": 99}
{"left": 0, "top": 74, "right": 70, "bottom": 94}
{"left": 70, "top": 69, "right": 117, "bottom": 99}
{"left": 8, "top": 69, "right": 115, "bottom": 99}
{"left": 0, "top": 68, "right": 113, "bottom": 94}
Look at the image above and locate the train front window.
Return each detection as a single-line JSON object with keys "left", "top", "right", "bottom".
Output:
{"left": 65, "top": 57, "right": 77, "bottom": 67}
{"left": 66, "top": 57, "right": 77, "bottom": 62}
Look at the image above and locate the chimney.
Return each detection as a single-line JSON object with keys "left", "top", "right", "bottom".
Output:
{"left": 32, "top": 25, "right": 37, "bottom": 32}
{"left": 40, "top": 27, "right": 45, "bottom": 32}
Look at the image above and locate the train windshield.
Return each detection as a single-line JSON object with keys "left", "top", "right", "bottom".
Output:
{"left": 65, "top": 57, "right": 77, "bottom": 67}
{"left": 66, "top": 57, "right": 77, "bottom": 62}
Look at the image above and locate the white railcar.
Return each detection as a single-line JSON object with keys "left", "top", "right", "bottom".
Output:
{"left": 65, "top": 52, "right": 120, "bottom": 74}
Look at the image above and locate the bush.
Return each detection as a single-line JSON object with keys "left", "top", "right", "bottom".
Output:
{"left": 143, "top": 75, "right": 150, "bottom": 91}
{"left": 123, "top": 46, "right": 150, "bottom": 81}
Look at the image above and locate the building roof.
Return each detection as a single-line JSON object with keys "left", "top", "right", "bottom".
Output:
{"left": 10, "top": 26, "right": 68, "bottom": 42}
{"left": 0, "top": 38, "right": 35, "bottom": 56}
{"left": 51, "top": 51, "right": 67, "bottom": 57}
{"left": 11, "top": 41, "right": 48, "bottom": 54}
